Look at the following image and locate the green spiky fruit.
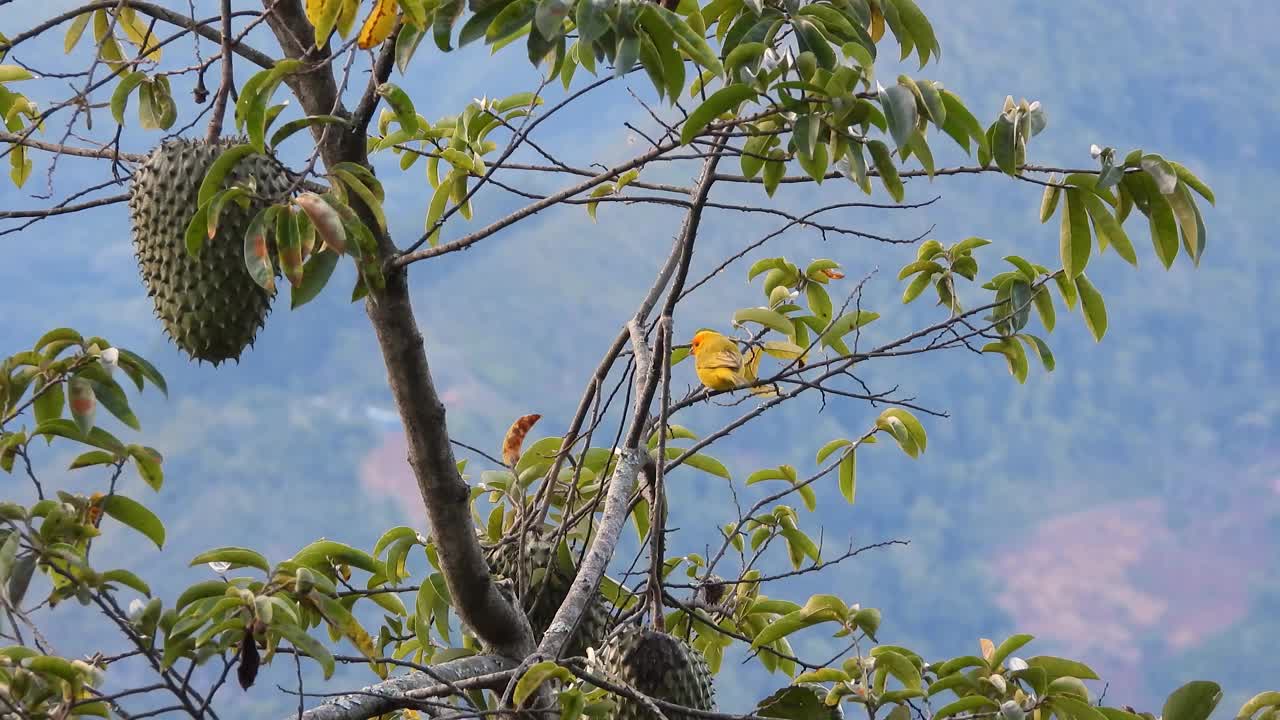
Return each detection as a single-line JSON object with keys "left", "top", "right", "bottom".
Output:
{"left": 593, "top": 625, "right": 716, "bottom": 720}
{"left": 487, "top": 534, "right": 611, "bottom": 657}
{"left": 128, "top": 137, "right": 290, "bottom": 364}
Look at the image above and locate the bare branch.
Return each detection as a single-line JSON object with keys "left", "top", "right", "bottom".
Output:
{"left": 205, "top": 0, "right": 235, "bottom": 141}
{"left": 296, "top": 655, "right": 517, "bottom": 720}
{"left": 0, "top": 1, "right": 274, "bottom": 69}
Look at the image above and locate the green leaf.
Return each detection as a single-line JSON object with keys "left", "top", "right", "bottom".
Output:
{"left": 1060, "top": 188, "right": 1091, "bottom": 278}
{"left": 664, "top": 448, "right": 731, "bottom": 479}
{"left": 988, "top": 633, "right": 1033, "bottom": 670}
{"left": 534, "top": 0, "right": 571, "bottom": 40}
{"left": 34, "top": 419, "right": 125, "bottom": 453}
{"left": 762, "top": 150, "right": 785, "bottom": 197}
{"left": 982, "top": 338, "right": 1028, "bottom": 383}
{"left": 876, "top": 650, "right": 921, "bottom": 690}
{"left": 894, "top": 0, "right": 937, "bottom": 66}
{"left": 1169, "top": 161, "right": 1214, "bottom": 205}
{"left": 1039, "top": 181, "right": 1061, "bottom": 223}
{"left": 1167, "top": 184, "right": 1205, "bottom": 264}
{"left": 576, "top": 0, "right": 614, "bottom": 44}
{"left": 867, "top": 140, "right": 903, "bottom": 202}
{"left": 270, "top": 115, "right": 349, "bottom": 147}
{"left": 993, "top": 114, "right": 1018, "bottom": 175}
{"left": 128, "top": 445, "right": 164, "bottom": 491}
{"left": 274, "top": 619, "right": 336, "bottom": 679}
{"left": 0, "top": 65, "right": 35, "bottom": 82}
{"left": 733, "top": 307, "right": 794, "bottom": 335}
{"left": 1162, "top": 682, "right": 1222, "bottom": 720}
{"left": 89, "top": 379, "right": 140, "bottom": 430}
{"left": 750, "top": 608, "right": 834, "bottom": 649}
{"left": 820, "top": 441, "right": 850, "bottom": 501}
{"left": 33, "top": 380, "right": 64, "bottom": 424}
{"left": 939, "top": 90, "right": 986, "bottom": 157}
{"left": 1237, "top": 692, "right": 1280, "bottom": 720}
{"left": 69, "top": 450, "right": 117, "bottom": 469}
{"left": 816, "top": 438, "right": 852, "bottom": 464}
{"left": 197, "top": 144, "right": 257, "bottom": 209}
{"left": 935, "top": 696, "right": 999, "bottom": 720}
{"left": 100, "top": 568, "right": 151, "bottom": 596}
{"left": 375, "top": 83, "right": 419, "bottom": 134}
{"left": 880, "top": 84, "right": 918, "bottom": 150}
{"left": 514, "top": 660, "right": 574, "bottom": 706}
{"left": 236, "top": 60, "right": 303, "bottom": 150}
{"left": 1139, "top": 154, "right": 1178, "bottom": 195}
{"left": 793, "top": 18, "right": 835, "bottom": 70}
{"left": 190, "top": 547, "right": 270, "bottom": 573}
{"left": 291, "top": 249, "right": 340, "bottom": 309}
{"left": 653, "top": 6, "right": 723, "bottom": 76}
{"left": 681, "top": 84, "right": 756, "bottom": 145}
{"left": 110, "top": 71, "right": 147, "bottom": 125}
{"left": 1144, "top": 183, "right": 1180, "bottom": 269}
{"left": 1079, "top": 190, "right": 1136, "bottom": 266}
{"left": 880, "top": 408, "right": 926, "bottom": 454}
{"left": 293, "top": 540, "right": 379, "bottom": 575}
{"left": 64, "top": 12, "right": 91, "bottom": 53}
{"left": 821, "top": 310, "right": 880, "bottom": 344}
{"left": 116, "top": 349, "right": 167, "bottom": 396}
{"left": 1074, "top": 274, "right": 1106, "bottom": 342}
{"left": 1025, "top": 655, "right": 1098, "bottom": 681}
{"left": 101, "top": 495, "right": 165, "bottom": 549}
{"left": 332, "top": 168, "right": 388, "bottom": 233}
{"left": 1052, "top": 696, "right": 1109, "bottom": 720}
{"left": 184, "top": 204, "right": 210, "bottom": 258}
{"left": 1018, "top": 334, "right": 1055, "bottom": 372}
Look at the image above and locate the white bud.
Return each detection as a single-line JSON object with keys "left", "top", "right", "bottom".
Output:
{"left": 207, "top": 561, "right": 232, "bottom": 574}
{"left": 1090, "top": 144, "right": 1103, "bottom": 159}
{"left": 1001, "top": 700, "right": 1026, "bottom": 720}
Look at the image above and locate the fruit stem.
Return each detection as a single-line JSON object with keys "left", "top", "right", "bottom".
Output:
{"left": 206, "top": 0, "right": 234, "bottom": 142}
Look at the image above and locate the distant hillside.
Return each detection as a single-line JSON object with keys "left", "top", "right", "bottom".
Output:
{"left": 1, "top": 1, "right": 1276, "bottom": 716}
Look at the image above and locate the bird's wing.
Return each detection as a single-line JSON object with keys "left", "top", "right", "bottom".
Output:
{"left": 701, "top": 348, "right": 744, "bottom": 371}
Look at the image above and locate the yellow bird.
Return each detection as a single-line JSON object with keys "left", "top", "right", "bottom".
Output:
{"left": 689, "top": 330, "right": 776, "bottom": 396}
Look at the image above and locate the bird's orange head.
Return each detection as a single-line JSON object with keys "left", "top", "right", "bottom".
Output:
{"left": 690, "top": 330, "right": 717, "bottom": 354}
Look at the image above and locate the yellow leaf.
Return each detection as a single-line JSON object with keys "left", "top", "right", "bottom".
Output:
{"left": 357, "top": 0, "right": 400, "bottom": 49}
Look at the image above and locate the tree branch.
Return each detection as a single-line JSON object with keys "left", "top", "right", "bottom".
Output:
{"left": 260, "top": 0, "right": 533, "bottom": 661}
{"left": 205, "top": 0, "right": 235, "bottom": 141}
{"left": 0, "top": 1, "right": 274, "bottom": 69}
{"left": 297, "top": 655, "right": 517, "bottom": 720}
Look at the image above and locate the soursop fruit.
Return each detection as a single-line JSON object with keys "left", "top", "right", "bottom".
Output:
{"left": 486, "top": 533, "right": 611, "bottom": 657}
{"left": 593, "top": 624, "right": 716, "bottom": 720}
{"left": 128, "top": 137, "right": 290, "bottom": 364}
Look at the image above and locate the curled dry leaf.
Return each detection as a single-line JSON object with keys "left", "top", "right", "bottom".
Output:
{"left": 357, "top": 0, "right": 398, "bottom": 50}
{"left": 501, "top": 413, "right": 541, "bottom": 467}
{"left": 821, "top": 268, "right": 845, "bottom": 280}
{"left": 237, "top": 629, "right": 260, "bottom": 689}
{"left": 294, "top": 192, "right": 347, "bottom": 255}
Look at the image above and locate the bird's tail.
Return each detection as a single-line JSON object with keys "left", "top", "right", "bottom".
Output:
{"left": 743, "top": 346, "right": 778, "bottom": 397}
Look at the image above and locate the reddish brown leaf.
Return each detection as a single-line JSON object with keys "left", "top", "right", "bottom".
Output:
{"left": 295, "top": 192, "right": 347, "bottom": 255}
{"left": 501, "top": 414, "right": 541, "bottom": 467}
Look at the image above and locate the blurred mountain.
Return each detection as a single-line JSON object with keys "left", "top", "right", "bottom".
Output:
{"left": 1, "top": 0, "right": 1277, "bottom": 716}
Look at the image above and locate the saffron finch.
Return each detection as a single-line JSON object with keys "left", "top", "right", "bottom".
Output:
{"left": 689, "top": 330, "right": 776, "bottom": 396}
